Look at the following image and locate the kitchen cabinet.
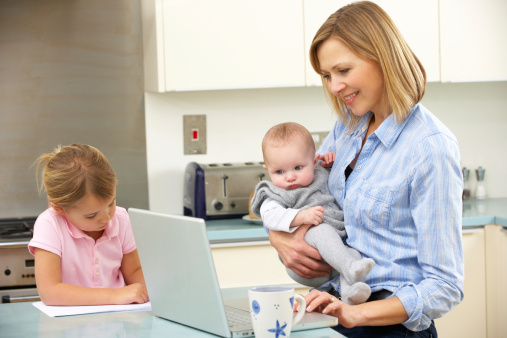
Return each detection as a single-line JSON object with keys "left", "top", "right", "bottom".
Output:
{"left": 142, "top": 0, "right": 439, "bottom": 92}
{"left": 211, "top": 241, "right": 296, "bottom": 289}
{"left": 141, "top": 0, "right": 305, "bottom": 92}
{"left": 435, "top": 228, "right": 487, "bottom": 337}
{"left": 303, "top": 0, "right": 440, "bottom": 86}
{"left": 484, "top": 225, "right": 507, "bottom": 337}
{"left": 440, "top": 0, "right": 507, "bottom": 82}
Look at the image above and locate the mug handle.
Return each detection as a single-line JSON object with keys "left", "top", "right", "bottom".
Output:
{"left": 293, "top": 294, "right": 306, "bottom": 326}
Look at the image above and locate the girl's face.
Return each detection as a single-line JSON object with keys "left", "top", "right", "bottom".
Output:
{"left": 263, "top": 138, "right": 316, "bottom": 191}
{"left": 52, "top": 193, "right": 116, "bottom": 238}
{"left": 317, "top": 38, "right": 389, "bottom": 119}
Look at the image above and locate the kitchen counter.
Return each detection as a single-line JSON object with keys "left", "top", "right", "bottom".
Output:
{"left": 0, "top": 293, "right": 343, "bottom": 338}
{"left": 207, "top": 198, "right": 507, "bottom": 244}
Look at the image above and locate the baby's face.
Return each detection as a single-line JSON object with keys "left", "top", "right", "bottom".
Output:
{"left": 263, "top": 139, "right": 316, "bottom": 190}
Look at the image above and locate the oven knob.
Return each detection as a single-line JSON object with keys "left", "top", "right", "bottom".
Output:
{"left": 213, "top": 200, "right": 223, "bottom": 211}
{"left": 4, "top": 269, "right": 11, "bottom": 276}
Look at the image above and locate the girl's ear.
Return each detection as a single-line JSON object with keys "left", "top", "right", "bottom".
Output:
{"left": 50, "top": 203, "right": 65, "bottom": 216}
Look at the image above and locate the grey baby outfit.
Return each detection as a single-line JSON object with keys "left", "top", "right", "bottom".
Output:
{"left": 251, "top": 163, "right": 374, "bottom": 305}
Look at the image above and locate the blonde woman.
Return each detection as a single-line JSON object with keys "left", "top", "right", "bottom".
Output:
{"left": 29, "top": 144, "right": 149, "bottom": 306}
{"left": 268, "top": 2, "right": 464, "bottom": 336}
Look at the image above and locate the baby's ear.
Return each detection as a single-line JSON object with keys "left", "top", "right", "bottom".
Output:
{"left": 50, "top": 203, "right": 65, "bottom": 216}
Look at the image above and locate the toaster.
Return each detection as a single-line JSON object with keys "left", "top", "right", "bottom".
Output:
{"left": 183, "top": 162, "right": 270, "bottom": 220}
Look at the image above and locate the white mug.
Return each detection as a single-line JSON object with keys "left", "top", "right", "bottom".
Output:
{"left": 248, "top": 286, "right": 306, "bottom": 338}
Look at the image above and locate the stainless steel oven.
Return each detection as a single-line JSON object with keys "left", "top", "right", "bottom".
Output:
{"left": 0, "top": 217, "right": 40, "bottom": 303}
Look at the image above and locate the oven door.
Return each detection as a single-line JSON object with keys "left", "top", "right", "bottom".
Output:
{"left": 0, "top": 242, "right": 39, "bottom": 303}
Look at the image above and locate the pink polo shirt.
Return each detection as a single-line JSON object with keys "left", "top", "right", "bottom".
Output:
{"left": 28, "top": 206, "right": 136, "bottom": 289}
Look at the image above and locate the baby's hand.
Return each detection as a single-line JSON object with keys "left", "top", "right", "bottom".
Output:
{"left": 316, "top": 152, "right": 336, "bottom": 168}
{"left": 299, "top": 206, "right": 324, "bottom": 226}
{"left": 114, "top": 283, "right": 149, "bottom": 305}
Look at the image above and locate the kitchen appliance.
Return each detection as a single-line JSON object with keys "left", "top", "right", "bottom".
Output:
{"left": 0, "top": 217, "right": 39, "bottom": 303}
{"left": 475, "top": 166, "right": 487, "bottom": 200}
{"left": 183, "top": 162, "right": 270, "bottom": 220}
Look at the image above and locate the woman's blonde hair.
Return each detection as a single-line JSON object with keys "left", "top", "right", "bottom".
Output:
{"left": 262, "top": 122, "right": 315, "bottom": 164}
{"left": 309, "top": 1, "right": 426, "bottom": 131}
{"left": 35, "top": 144, "right": 117, "bottom": 207}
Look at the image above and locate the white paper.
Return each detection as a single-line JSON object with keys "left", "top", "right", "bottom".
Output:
{"left": 33, "top": 301, "right": 152, "bottom": 317}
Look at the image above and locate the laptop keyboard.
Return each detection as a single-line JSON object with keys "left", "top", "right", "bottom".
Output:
{"left": 225, "top": 305, "right": 251, "bottom": 327}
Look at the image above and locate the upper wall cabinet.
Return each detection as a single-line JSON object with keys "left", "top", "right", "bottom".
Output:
{"left": 440, "top": 0, "right": 507, "bottom": 82}
{"left": 142, "top": 0, "right": 305, "bottom": 92}
{"left": 303, "top": 0, "right": 440, "bottom": 86}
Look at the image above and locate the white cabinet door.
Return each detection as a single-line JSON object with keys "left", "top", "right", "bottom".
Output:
{"left": 440, "top": 0, "right": 507, "bottom": 82}
{"left": 485, "top": 225, "right": 507, "bottom": 338}
{"left": 211, "top": 242, "right": 296, "bottom": 288}
{"left": 303, "top": 0, "right": 440, "bottom": 87}
{"left": 160, "top": 0, "right": 304, "bottom": 91}
{"left": 435, "top": 228, "right": 487, "bottom": 338}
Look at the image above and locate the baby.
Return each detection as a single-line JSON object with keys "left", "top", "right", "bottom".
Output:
{"left": 251, "top": 122, "right": 374, "bottom": 305}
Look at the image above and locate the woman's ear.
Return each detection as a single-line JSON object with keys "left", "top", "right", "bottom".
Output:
{"left": 50, "top": 203, "right": 65, "bottom": 216}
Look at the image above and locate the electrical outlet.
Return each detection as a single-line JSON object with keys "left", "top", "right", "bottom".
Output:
{"left": 311, "top": 131, "right": 330, "bottom": 152}
{"left": 183, "top": 115, "right": 207, "bottom": 155}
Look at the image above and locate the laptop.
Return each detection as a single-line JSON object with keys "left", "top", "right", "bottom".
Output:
{"left": 128, "top": 208, "right": 338, "bottom": 337}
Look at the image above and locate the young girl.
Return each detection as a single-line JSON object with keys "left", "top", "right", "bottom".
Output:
{"left": 29, "top": 144, "right": 149, "bottom": 306}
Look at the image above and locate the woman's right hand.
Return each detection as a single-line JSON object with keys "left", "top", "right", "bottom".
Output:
{"left": 114, "top": 283, "right": 149, "bottom": 305}
{"left": 269, "top": 224, "right": 332, "bottom": 279}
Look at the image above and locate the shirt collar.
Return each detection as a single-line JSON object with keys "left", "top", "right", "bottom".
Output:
{"left": 64, "top": 215, "right": 119, "bottom": 240}
{"left": 369, "top": 103, "right": 419, "bottom": 148}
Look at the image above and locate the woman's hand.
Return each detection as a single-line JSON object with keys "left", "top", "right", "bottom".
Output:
{"left": 114, "top": 283, "right": 149, "bottom": 305}
{"left": 303, "top": 289, "right": 409, "bottom": 328}
{"left": 303, "top": 289, "right": 359, "bottom": 328}
{"left": 269, "top": 224, "right": 332, "bottom": 279}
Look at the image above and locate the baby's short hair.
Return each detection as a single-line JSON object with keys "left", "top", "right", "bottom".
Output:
{"left": 262, "top": 122, "right": 315, "bottom": 161}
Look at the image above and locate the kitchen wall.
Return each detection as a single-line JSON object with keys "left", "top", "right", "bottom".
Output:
{"left": 0, "top": 0, "right": 149, "bottom": 218}
{"left": 145, "top": 81, "right": 507, "bottom": 215}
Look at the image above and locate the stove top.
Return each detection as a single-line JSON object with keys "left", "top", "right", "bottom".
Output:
{"left": 0, "top": 217, "right": 36, "bottom": 243}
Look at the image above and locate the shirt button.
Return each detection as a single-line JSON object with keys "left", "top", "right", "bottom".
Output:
{"left": 95, "top": 271, "right": 100, "bottom": 276}
{"left": 95, "top": 258, "right": 99, "bottom": 264}
{"left": 357, "top": 165, "right": 362, "bottom": 170}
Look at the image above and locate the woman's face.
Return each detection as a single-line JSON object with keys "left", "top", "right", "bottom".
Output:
{"left": 317, "top": 38, "right": 389, "bottom": 119}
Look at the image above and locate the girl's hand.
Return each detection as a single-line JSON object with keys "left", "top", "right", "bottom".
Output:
{"left": 316, "top": 152, "right": 336, "bottom": 168}
{"left": 269, "top": 225, "right": 332, "bottom": 279}
{"left": 114, "top": 283, "right": 149, "bottom": 305}
{"left": 303, "top": 289, "right": 359, "bottom": 328}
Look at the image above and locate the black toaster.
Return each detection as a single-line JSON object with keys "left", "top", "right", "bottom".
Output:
{"left": 183, "top": 162, "right": 270, "bottom": 220}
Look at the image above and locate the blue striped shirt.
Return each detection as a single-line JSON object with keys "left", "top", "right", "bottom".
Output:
{"left": 318, "top": 103, "right": 464, "bottom": 331}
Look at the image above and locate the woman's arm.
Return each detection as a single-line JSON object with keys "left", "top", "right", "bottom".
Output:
{"left": 269, "top": 224, "right": 332, "bottom": 279}
{"left": 303, "top": 289, "right": 408, "bottom": 328}
{"left": 34, "top": 248, "right": 149, "bottom": 306}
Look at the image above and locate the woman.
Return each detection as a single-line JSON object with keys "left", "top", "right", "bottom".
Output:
{"left": 269, "top": 2, "right": 464, "bottom": 336}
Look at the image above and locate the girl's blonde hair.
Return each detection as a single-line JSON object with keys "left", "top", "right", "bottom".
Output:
{"left": 309, "top": 1, "right": 426, "bottom": 131}
{"left": 35, "top": 144, "right": 117, "bottom": 207}
{"left": 262, "top": 122, "right": 315, "bottom": 163}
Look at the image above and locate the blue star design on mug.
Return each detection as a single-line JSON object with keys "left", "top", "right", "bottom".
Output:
{"left": 268, "top": 320, "right": 287, "bottom": 338}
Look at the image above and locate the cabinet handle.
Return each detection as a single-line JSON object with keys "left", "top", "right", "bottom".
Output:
{"left": 462, "top": 228, "right": 482, "bottom": 234}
